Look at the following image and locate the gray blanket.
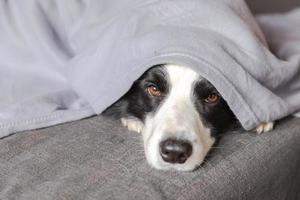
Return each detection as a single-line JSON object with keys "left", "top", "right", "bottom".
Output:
{"left": 0, "top": 0, "right": 300, "bottom": 137}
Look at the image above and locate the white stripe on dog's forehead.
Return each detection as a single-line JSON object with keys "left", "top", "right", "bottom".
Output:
{"left": 165, "top": 64, "right": 201, "bottom": 95}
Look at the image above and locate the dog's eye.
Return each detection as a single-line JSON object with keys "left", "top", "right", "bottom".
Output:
{"left": 147, "top": 85, "right": 161, "bottom": 97}
{"left": 204, "top": 94, "right": 220, "bottom": 104}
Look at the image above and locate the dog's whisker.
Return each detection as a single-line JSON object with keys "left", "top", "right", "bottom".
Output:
{"left": 210, "top": 147, "right": 234, "bottom": 150}
{"left": 131, "top": 142, "right": 144, "bottom": 145}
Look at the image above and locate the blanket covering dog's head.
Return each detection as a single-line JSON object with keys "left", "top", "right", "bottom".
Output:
{"left": 71, "top": 0, "right": 300, "bottom": 170}
{"left": 71, "top": 0, "right": 300, "bottom": 133}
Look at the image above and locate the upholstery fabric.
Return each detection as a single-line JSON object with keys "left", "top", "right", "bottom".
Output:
{"left": 0, "top": 116, "right": 299, "bottom": 200}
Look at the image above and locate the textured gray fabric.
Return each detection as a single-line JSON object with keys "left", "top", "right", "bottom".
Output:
{"left": 0, "top": 116, "right": 299, "bottom": 200}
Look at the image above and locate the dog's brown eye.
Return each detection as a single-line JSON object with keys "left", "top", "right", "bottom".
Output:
{"left": 204, "top": 94, "right": 220, "bottom": 104}
{"left": 147, "top": 85, "right": 161, "bottom": 97}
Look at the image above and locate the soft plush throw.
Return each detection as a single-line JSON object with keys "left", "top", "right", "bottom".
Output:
{"left": 0, "top": 0, "right": 299, "bottom": 138}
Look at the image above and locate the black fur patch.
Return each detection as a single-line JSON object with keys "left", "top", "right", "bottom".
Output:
{"left": 193, "top": 79, "right": 238, "bottom": 137}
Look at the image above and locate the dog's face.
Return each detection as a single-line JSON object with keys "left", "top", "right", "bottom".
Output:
{"left": 104, "top": 64, "right": 237, "bottom": 171}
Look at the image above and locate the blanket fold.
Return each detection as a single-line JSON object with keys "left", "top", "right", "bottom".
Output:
{"left": 0, "top": 0, "right": 300, "bottom": 137}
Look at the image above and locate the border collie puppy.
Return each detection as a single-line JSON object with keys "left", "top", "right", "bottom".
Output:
{"left": 103, "top": 64, "right": 274, "bottom": 171}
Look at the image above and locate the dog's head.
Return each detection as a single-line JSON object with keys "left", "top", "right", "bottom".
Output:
{"left": 105, "top": 64, "right": 237, "bottom": 171}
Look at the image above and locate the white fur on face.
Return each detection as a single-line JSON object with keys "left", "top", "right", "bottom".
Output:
{"left": 143, "top": 65, "right": 215, "bottom": 171}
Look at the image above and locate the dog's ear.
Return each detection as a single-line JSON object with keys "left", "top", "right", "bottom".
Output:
{"left": 102, "top": 79, "right": 145, "bottom": 120}
{"left": 102, "top": 97, "right": 129, "bottom": 119}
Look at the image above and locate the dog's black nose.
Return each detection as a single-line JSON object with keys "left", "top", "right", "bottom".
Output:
{"left": 160, "top": 139, "right": 192, "bottom": 164}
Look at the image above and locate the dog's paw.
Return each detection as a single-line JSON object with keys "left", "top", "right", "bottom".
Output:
{"left": 255, "top": 122, "right": 274, "bottom": 134}
{"left": 121, "top": 117, "right": 144, "bottom": 133}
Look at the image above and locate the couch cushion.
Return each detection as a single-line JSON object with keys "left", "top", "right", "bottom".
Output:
{"left": 247, "top": 0, "right": 300, "bottom": 13}
{"left": 0, "top": 116, "right": 299, "bottom": 200}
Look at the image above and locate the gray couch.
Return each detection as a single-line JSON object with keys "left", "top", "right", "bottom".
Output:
{"left": 1, "top": 116, "right": 300, "bottom": 200}
{"left": 1, "top": 1, "right": 300, "bottom": 200}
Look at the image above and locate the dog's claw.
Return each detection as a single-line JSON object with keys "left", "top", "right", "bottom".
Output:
{"left": 121, "top": 118, "right": 144, "bottom": 133}
{"left": 255, "top": 122, "right": 274, "bottom": 134}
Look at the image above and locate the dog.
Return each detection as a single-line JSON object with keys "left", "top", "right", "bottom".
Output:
{"left": 103, "top": 64, "right": 274, "bottom": 171}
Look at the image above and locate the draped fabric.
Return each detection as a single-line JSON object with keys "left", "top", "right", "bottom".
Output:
{"left": 0, "top": 0, "right": 299, "bottom": 137}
